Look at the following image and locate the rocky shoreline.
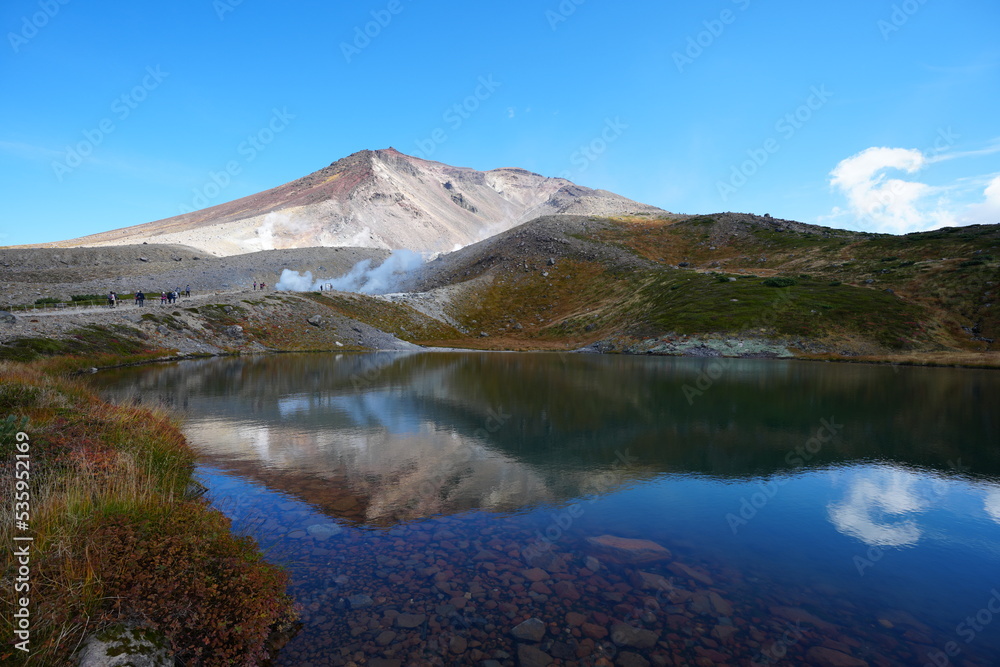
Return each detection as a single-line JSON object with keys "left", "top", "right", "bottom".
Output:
{"left": 3, "top": 295, "right": 998, "bottom": 371}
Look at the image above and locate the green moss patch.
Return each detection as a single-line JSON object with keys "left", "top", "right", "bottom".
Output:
{"left": 635, "top": 271, "right": 930, "bottom": 350}
{"left": 0, "top": 325, "right": 154, "bottom": 363}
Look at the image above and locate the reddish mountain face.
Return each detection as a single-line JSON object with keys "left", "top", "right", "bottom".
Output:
{"left": 54, "top": 148, "right": 664, "bottom": 256}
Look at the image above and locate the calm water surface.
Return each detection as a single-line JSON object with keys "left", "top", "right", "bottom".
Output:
{"left": 93, "top": 353, "right": 1000, "bottom": 666}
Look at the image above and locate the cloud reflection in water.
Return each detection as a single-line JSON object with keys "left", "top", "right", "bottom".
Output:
{"left": 828, "top": 467, "right": 930, "bottom": 547}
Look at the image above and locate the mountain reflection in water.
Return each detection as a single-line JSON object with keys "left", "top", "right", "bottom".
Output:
{"left": 91, "top": 352, "right": 1000, "bottom": 665}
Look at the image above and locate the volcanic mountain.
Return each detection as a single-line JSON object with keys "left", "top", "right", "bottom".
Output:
{"left": 56, "top": 148, "right": 663, "bottom": 256}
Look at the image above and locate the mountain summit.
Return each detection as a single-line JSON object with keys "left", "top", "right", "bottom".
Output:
{"left": 60, "top": 148, "right": 663, "bottom": 256}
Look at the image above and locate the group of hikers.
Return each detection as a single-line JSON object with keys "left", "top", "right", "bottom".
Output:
{"left": 106, "top": 286, "right": 191, "bottom": 308}
{"left": 104, "top": 279, "right": 267, "bottom": 308}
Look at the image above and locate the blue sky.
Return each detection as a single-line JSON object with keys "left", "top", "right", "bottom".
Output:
{"left": 1, "top": 0, "right": 998, "bottom": 246}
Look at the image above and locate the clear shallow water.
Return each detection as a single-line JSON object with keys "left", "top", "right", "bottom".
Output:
{"left": 92, "top": 352, "right": 1000, "bottom": 666}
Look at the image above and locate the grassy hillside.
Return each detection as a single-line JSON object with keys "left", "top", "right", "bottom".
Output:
{"left": 380, "top": 214, "right": 995, "bottom": 359}
{"left": 581, "top": 214, "right": 998, "bottom": 351}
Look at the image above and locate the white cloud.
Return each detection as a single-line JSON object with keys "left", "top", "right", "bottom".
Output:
{"left": 988, "top": 176, "right": 1000, "bottom": 200}
{"left": 961, "top": 174, "right": 1000, "bottom": 225}
{"left": 828, "top": 147, "right": 955, "bottom": 234}
{"left": 827, "top": 142, "right": 1000, "bottom": 233}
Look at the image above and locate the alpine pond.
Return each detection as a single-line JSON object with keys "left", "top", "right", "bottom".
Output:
{"left": 92, "top": 353, "right": 1000, "bottom": 666}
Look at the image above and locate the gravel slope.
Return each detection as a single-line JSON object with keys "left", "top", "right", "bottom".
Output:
{"left": 0, "top": 245, "right": 389, "bottom": 308}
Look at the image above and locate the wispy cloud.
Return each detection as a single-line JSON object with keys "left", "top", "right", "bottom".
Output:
{"left": 1, "top": 138, "right": 213, "bottom": 192}
{"left": 0, "top": 140, "right": 63, "bottom": 162}
{"left": 922, "top": 56, "right": 1000, "bottom": 76}
{"left": 928, "top": 140, "right": 1000, "bottom": 164}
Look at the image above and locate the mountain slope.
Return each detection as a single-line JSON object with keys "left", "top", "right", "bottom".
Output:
{"left": 51, "top": 148, "right": 663, "bottom": 256}
{"left": 376, "top": 213, "right": 998, "bottom": 356}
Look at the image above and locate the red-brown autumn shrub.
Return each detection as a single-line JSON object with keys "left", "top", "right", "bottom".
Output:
{"left": 91, "top": 505, "right": 294, "bottom": 666}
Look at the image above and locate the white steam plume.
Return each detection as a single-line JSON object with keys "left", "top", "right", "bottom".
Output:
{"left": 275, "top": 269, "right": 317, "bottom": 291}
{"left": 276, "top": 249, "right": 424, "bottom": 294}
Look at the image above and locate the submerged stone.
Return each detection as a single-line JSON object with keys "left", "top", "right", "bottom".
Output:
{"left": 521, "top": 567, "right": 549, "bottom": 582}
{"left": 610, "top": 621, "right": 660, "bottom": 649}
{"left": 584, "top": 534, "right": 672, "bottom": 564}
{"left": 348, "top": 594, "right": 373, "bottom": 609}
{"left": 76, "top": 625, "right": 172, "bottom": 667}
{"left": 517, "top": 644, "right": 553, "bottom": 667}
{"left": 668, "top": 561, "right": 714, "bottom": 586}
{"left": 771, "top": 606, "right": 838, "bottom": 633}
{"left": 631, "top": 570, "right": 672, "bottom": 591}
{"left": 511, "top": 617, "right": 546, "bottom": 642}
{"left": 806, "top": 646, "right": 869, "bottom": 667}
{"left": 395, "top": 613, "right": 426, "bottom": 628}
{"left": 306, "top": 522, "right": 343, "bottom": 540}
{"left": 616, "top": 651, "right": 651, "bottom": 667}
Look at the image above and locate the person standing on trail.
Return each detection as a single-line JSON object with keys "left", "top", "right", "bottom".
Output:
{"left": 160, "top": 291, "right": 167, "bottom": 305}
{"left": 253, "top": 281, "right": 257, "bottom": 291}
{"left": 185, "top": 285, "right": 190, "bottom": 297}
{"left": 136, "top": 291, "right": 145, "bottom": 307}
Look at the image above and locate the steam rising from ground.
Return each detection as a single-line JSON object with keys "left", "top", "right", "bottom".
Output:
{"left": 276, "top": 249, "right": 424, "bottom": 294}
